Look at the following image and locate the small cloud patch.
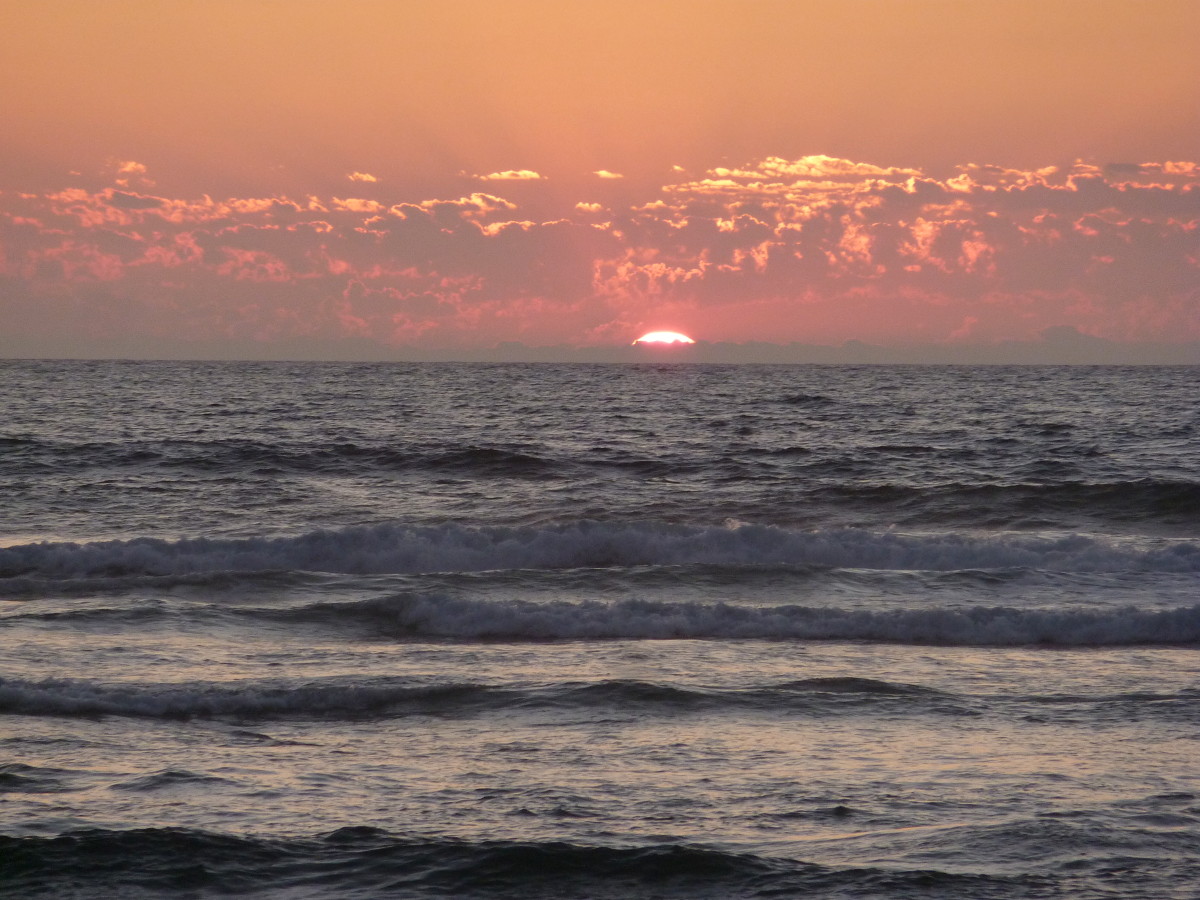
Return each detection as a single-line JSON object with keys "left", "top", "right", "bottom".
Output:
{"left": 477, "top": 170, "right": 544, "bottom": 181}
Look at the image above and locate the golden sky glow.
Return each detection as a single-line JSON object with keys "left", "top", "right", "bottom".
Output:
{"left": 5, "top": 0, "right": 1198, "bottom": 191}
{"left": 1, "top": 0, "right": 1198, "bottom": 356}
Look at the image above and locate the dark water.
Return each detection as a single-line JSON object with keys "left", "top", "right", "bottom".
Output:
{"left": 2, "top": 360, "right": 1198, "bottom": 898}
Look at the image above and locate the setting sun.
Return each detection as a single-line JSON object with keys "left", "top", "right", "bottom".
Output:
{"left": 633, "top": 331, "right": 696, "bottom": 345}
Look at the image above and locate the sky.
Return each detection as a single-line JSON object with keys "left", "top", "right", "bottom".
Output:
{"left": 2, "top": 0, "right": 1198, "bottom": 361}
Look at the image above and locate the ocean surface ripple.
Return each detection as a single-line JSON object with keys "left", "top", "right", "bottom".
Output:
{"left": 1, "top": 360, "right": 1197, "bottom": 899}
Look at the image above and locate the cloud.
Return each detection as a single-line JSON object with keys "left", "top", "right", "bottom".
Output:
{"left": 708, "top": 155, "right": 923, "bottom": 184}
{"left": 593, "top": 170, "right": 624, "bottom": 179}
{"left": 332, "top": 197, "right": 385, "bottom": 214}
{"left": 110, "top": 159, "right": 154, "bottom": 188}
{"left": 475, "top": 170, "right": 544, "bottom": 181}
{"left": 347, "top": 172, "right": 379, "bottom": 183}
{"left": 106, "top": 190, "right": 166, "bottom": 210}
{"left": 2, "top": 154, "right": 1198, "bottom": 352}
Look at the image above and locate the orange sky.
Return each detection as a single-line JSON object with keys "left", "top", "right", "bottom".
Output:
{"left": 1, "top": 0, "right": 1198, "bottom": 357}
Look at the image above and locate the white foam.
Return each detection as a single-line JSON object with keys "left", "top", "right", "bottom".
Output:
{"left": 1, "top": 521, "right": 1197, "bottom": 579}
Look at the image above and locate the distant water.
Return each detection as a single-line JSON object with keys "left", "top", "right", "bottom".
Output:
{"left": 2, "top": 360, "right": 1198, "bottom": 899}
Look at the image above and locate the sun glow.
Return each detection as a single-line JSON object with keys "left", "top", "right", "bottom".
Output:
{"left": 633, "top": 331, "right": 695, "bottom": 345}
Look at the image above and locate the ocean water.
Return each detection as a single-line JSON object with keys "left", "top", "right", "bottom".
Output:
{"left": 1, "top": 359, "right": 1198, "bottom": 899}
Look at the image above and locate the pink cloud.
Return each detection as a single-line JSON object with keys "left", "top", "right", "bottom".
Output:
{"left": 2, "top": 155, "right": 1197, "bottom": 350}
{"left": 111, "top": 160, "right": 154, "bottom": 188}
{"left": 332, "top": 198, "right": 385, "bottom": 214}
{"left": 475, "top": 170, "right": 544, "bottom": 181}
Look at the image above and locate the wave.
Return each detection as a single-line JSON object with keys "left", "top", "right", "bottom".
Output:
{"left": 286, "top": 594, "right": 1200, "bottom": 645}
{"left": 7, "top": 591, "right": 1198, "bottom": 646}
{"left": 2, "top": 666, "right": 1196, "bottom": 725}
{"left": 2, "top": 521, "right": 1197, "bottom": 582}
{"left": 776, "top": 392, "right": 839, "bottom": 407}
{"left": 0, "top": 437, "right": 564, "bottom": 479}
{"left": 0, "top": 826, "right": 1038, "bottom": 899}
{"left": 0, "top": 568, "right": 327, "bottom": 600}
{"left": 109, "top": 769, "right": 234, "bottom": 792}
{"left": 0, "top": 764, "right": 73, "bottom": 794}
{"left": 820, "top": 479, "right": 1200, "bottom": 528}
{"left": 0, "top": 677, "right": 507, "bottom": 721}
{"left": 0, "top": 674, "right": 968, "bottom": 722}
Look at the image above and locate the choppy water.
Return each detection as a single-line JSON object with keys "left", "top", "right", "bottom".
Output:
{"left": 2, "top": 360, "right": 1198, "bottom": 898}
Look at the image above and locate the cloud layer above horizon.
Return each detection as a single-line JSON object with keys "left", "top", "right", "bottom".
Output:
{"left": 2, "top": 155, "right": 1198, "bottom": 352}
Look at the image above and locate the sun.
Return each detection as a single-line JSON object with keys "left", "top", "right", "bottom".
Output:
{"left": 632, "top": 331, "right": 695, "bottom": 345}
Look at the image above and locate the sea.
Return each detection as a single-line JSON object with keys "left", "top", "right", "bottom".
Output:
{"left": 1, "top": 359, "right": 1198, "bottom": 899}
